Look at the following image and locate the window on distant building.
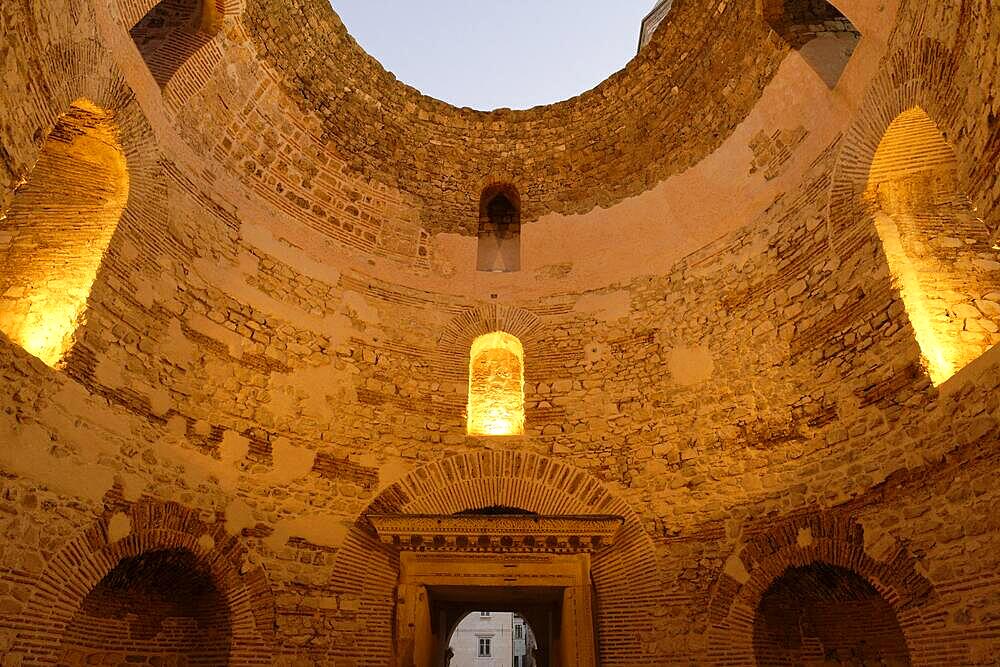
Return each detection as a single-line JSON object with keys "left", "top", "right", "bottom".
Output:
{"left": 478, "top": 636, "right": 492, "bottom": 657}
{"left": 480, "top": 611, "right": 491, "bottom": 618}
{"left": 515, "top": 623, "right": 523, "bottom": 639}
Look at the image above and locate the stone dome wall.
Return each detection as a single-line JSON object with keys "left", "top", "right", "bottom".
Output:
{"left": 0, "top": 0, "right": 998, "bottom": 663}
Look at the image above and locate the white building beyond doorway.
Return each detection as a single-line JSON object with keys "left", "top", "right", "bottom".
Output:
{"left": 448, "top": 611, "right": 537, "bottom": 667}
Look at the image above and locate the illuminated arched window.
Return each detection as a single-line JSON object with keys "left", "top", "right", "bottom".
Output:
{"left": 467, "top": 332, "right": 525, "bottom": 436}
{"left": 0, "top": 100, "right": 129, "bottom": 366}
{"left": 868, "top": 107, "right": 997, "bottom": 385}
{"left": 761, "top": 0, "right": 860, "bottom": 87}
{"left": 130, "top": 0, "right": 221, "bottom": 88}
{"left": 477, "top": 185, "right": 521, "bottom": 273}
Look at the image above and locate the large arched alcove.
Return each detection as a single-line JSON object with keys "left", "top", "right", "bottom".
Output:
{"left": 752, "top": 562, "right": 911, "bottom": 666}
{"left": 60, "top": 548, "right": 233, "bottom": 664}
{"left": 10, "top": 500, "right": 275, "bottom": 665}
{"left": 867, "top": 107, "right": 998, "bottom": 385}
{"left": 0, "top": 99, "right": 129, "bottom": 366}
{"left": 706, "top": 515, "right": 935, "bottom": 666}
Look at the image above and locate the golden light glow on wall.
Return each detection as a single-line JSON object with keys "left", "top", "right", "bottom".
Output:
{"left": 0, "top": 100, "right": 129, "bottom": 366}
{"left": 467, "top": 331, "right": 525, "bottom": 436}
{"left": 873, "top": 215, "right": 956, "bottom": 385}
{"left": 867, "top": 107, "right": 995, "bottom": 386}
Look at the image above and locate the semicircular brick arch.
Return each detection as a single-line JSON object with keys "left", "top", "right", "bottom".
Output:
{"left": 706, "top": 514, "right": 935, "bottom": 665}
{"left": 827, "top": 38, "right": 964, "bottom": 259}
{"left": 436, "top": 303, "right": 547, "bottom": 383}
{"left": 331, "top": 450, "right": 666, "bottom": 665}
{"left": 15, "top": 498, "right": 275, "bottom": 665}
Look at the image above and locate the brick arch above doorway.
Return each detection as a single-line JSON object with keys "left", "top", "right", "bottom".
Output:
{"left": 331, "top": 450, "right": 667, "bottom": 665}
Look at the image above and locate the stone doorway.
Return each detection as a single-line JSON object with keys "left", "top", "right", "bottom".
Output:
{"left": 370, "top": 513, "right": 622, "bottom": 667}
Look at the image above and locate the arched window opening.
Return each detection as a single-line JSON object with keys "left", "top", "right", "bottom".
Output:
{"left": 477, "top": 185, "right": 521, "bottom": 272}
{"left": 868, "top": 107, "right": 998, "bottom": 385}
{"left": 59, "top": 548, "right": 232, "bottom": 663}
{"left": 0, "top": 100, "right": 129, "bottom": 366}
{"left": 467, "top": 331, "right": 525, "bottom": 436}
{"left": 753, "top": 563, "right": 911, "bottom": 666}
{"left": 448, "top": 611, "right": 540, "bottom": 667}
{"left": 761, "top": 0, "right": 860, "bottom": 87}
{"left": 130, "top": 0, "right": 221, "bottom": 88}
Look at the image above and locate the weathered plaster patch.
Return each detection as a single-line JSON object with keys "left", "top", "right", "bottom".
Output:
{"left": 576, "top": 291, "right": 631, "bottom": 321}
{"left": 583, "top": 340, "right": 606, "bottom": 364}
{"left": 242, "top": 221, "right": 343, "bottom": 286}
{"left": 342, "top": 290, "right": 380, "bottom": 324}
{"left": 263, "top": 515, "right": 354, "bottom": 552}
{"left": 198, "top": 533, "right": 216, "bottom": 552}
{"left": 158, "top": 318, "right": 198, "bottom": 366}
{"left": 378, "top": 460, "right": 413, "bottom": 492}
{"left": 107, "top": 512, "right": 131, "bottom": 542}
{"left": 666, "top": 345, "right": 715, "bottom": 386}
{"left": 0, "top": 420, "right": 115, "bottom": 503}
{"left": 263, "top": 437, "right": 316, "bottom": 485}
{"left": 724, "top": 551, "right": 751, "bottom": 584}
{"left": 224, "top": 498, "right": 255, "bottom": 535}
{"left": 268, "top": 362, "right": 359, "bottom": 418}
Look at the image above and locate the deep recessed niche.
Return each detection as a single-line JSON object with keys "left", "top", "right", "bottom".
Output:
{"left": 0, "top": 99, "right": 128, "bottom": 366}
{"left": 761, "top": 0, "right": 861, "bottom": 87}
{"left": 477, "top": 185, "right": 521, "bottom": 273}
{"left": 753, "top": 562, "right": 911, "bottom": 666}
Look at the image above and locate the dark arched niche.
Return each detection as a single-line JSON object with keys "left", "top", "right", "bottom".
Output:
{"left": 753, "top": 562, "right": 911, "bottom": 666}
{"left": 59, "top": 548, "right": 232, "bottom": 664}
{"left": 477, "top": 184, "right": 521, "bottom": 272}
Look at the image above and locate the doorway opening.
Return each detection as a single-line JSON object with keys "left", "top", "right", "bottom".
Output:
{"left": 444, "top": 602, "right": 542, "bottom": 666}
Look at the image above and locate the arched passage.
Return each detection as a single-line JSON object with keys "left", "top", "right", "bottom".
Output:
{"left": 867, "top": 107, "right": 998, "bottom": 385}
{"left": 753, "top": 562, "right": 911, "bottom": 666}
{"left": 59, "top": 548, "right": 233, "bottom": 665}
{"left": 760, "top": 0, "right": 860, "bottom": 87}
{"left": 0, "top": 99, "right": 129, "bottom": 366}
{"left": 9, "top": 500, "right": 275, "bottom": 665}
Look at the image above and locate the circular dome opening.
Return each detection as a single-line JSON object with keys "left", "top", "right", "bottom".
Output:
{"left": 332, "top": 0, "right": 654, "bottom": 111}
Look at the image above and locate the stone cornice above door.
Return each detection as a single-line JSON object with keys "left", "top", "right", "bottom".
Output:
{"left": 369, "top": 514, "right": 624, "bottom": 554}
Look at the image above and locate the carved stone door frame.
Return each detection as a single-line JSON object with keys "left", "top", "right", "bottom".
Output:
{"left": 369, "top": 513, "right": 623, "bottom": 667}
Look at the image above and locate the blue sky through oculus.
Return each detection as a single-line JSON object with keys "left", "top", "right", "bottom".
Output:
{"left": 331, "top": 1, "right": 655, "bottom": 111}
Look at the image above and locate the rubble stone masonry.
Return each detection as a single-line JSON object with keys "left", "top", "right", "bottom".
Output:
{"left": 0, "top": 0, "right": 998, "bottom": 664}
